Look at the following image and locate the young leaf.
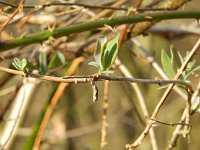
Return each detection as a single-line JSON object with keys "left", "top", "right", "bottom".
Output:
{"left": 102, "top": 34, "right": 120, "bottom": 70}
{"left": 21, "top": 58, "right": 28, "bottom": 69}
{"left": 183, "top": 65, "right": 200, "bottom": 80}
{"left": 94, "top": 35, "right": 107, "bottom": 69}
{"left": 161, "top": 49, "right": 176, "bottom": 79}
{"left": 187, "top": 59, "right": 196, "bottom": 70}
{"left": 48, "top": 51, "right": 65, "bottom": 70}
{"left": 39, "top": 52, "right": 48, "bottom": 75}
{"left": 177, "top": 51, "right": 184, "bottom": 65}
{"left": 102, "top": 51, "right": 110, "bottom": 69}
{"left": 88, "top": 61, "right": 100, "bottom": 68}
{"left": 99, "top": 70, "right": 114, "bottom": 74}
{"left": 170, "top": 45, "right": 174, "bottom": 64}
{"left": 12, "top": 58, "right": 22, "bottom": 70}
{"left": 12, "top": 58, "right": 28, "bottom": 71}
{"left": 88, "top": 34, "right": 120, "bottom": 74}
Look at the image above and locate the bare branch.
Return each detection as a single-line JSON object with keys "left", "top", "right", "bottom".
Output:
{"left": 0, "top": 0, "right": 175, "bottom": 12}
{"left": 126, "top": 38, "right": 200, "bottom": 149}
{"left": 0, "top": 0, "right": 25, "bottom": 34}
{"left": 0, "top": 66, "right": 193, "bottom": 91}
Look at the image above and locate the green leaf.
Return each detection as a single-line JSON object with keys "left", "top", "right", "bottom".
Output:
{"left": 181, "top": 60, "right": 200, "bottom": 81}
{"left": 187, "top": 59, "right": 196, "bottom": 70}
{"left": 89, "top": 34, "right": 120, "bottom": 73}
{"left": 12, "top": 58, "right": 28, "bottom": 71}
{"left": 22, "top": 58, "right": 27, "bottom": 67}
{"left": 161, "top": 49, "right": 176, "bottom": 79}
{"left": 94, "top": 35, "right": 107, "bottom": 69}
{"left": 48, "top": 52, "right": 65, "bottom": 70}
{"left": 102, "top": 34, "right": 120, "bottom": 70}
{"left": 183, "top": 65, "right": 200, "bottom": 80}
{"left": 170, "top": 45, "right": 174, "bottom": 64}
{"left": 102, "top": 51, "right": 110, "bottom": 69}
{"left": 177, "top": 51, "right": 184, "bottom": 65}
{"left": 88, "top": 61, "right": 100, "bottom": 68}
{"left": 99, "top": 70, "right": 114, "bottom": 74}
{"left": 12, "top": 58, "right": 21, "bottom": 70}
{"left": 39, "top": 52, "right": 48, "bottom": 75}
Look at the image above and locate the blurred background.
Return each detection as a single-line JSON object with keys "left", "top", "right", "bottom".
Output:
{"left": 0, "top": 0, "right": 200, "bottom": 150}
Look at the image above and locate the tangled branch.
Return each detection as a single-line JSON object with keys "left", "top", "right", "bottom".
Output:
{"left": 1, "top": 11, "right": 200, "bottom": 51}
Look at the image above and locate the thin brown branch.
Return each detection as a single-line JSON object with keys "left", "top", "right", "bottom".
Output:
{"left": 130, "top": 0, "right": 190, "bottom": 37}
{"left": 0, "top": 0, "right": 127, "bottom": 11}
{"left": 101, "top": 80, "right": 109, "bottom": 149}
{"left": 130, "top": 39, "right": 192, "bottom": 148}
{"left": 0, "top": 0, "right": 173, "bottom": 12}
{"left": 168, "top": 81, "right": 200, "bottom": 149}
{"left": 118, "top": 1, "right": 158, "bottom": 149}
{"left": 0, "top": 0, "right": 25, "bottom": 34}
{"left": 119, "top": 0, "right": 143, "bottom": 47}
{"left": 126, "top": 38, "right": 200, "bottom": 149}
{"left": 130, "top": 38, "right": 188, "bottom": 100}
{"left": 167, "top": 108, "right": 188, "bottom": 150}
{"left": 92, "top": 0, "right": 128, "bottom": 20}
{"left": 0, "top": 67, "right": 193, "bottom": 91}
{"left": 147, "top": 117, "right": 191, "bottom": 127}
{"left": 116, "top": 58, "right": 159, "bottom": 150}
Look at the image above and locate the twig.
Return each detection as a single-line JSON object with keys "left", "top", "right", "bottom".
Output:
{"left": 119, "top": 2, "right": 157, "bottom": 148}
{"left": 0, "top": 0, "right": 128, "bottom": 11}
{"left": 130, "top": 0, "right": 190, "bottom": 37}
{"left": 1, "top": 11, "right": 200, "bottom": 51}
{"left": 147, "top": 117, "right": 191, "bottom": 127}
{"left": 116, "top": 58, "right": 158, "bottom": 150}
{"left": 183, "top": 89, "right": 192, "bottom": 140}
{"left": 130, "top": 39, "right": 193, "bottom": 148}
{"left": 0, "top": 67, "right": 193, "bottom": 91}
{"left": 0, "top": 0, "right": 171, "bottom": 12}
{"left": 101, "top": 80, "right": 109, "bottom": 149}
{"left": 33, "top": 57, "right": 84, "bottom": 150}
{"left": 167, "top": 108, "right": 188, "bottom": 150}
{"left": 119, "top": 0, "right": 143, "bottom": 47}
{"left": 0, "top": 0, "right": 25, "bottom": 34}
{"left": 131, "top": 38, "right": 187, "bottom": 99}
{"left": 126, "top": 38, "right": 200, "bottom": 149}
{"left": 91, "top": 0, "right": 128, "bottom": 20}
{"left": 168, "top": 81, "right": 200, "bottom": 149}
